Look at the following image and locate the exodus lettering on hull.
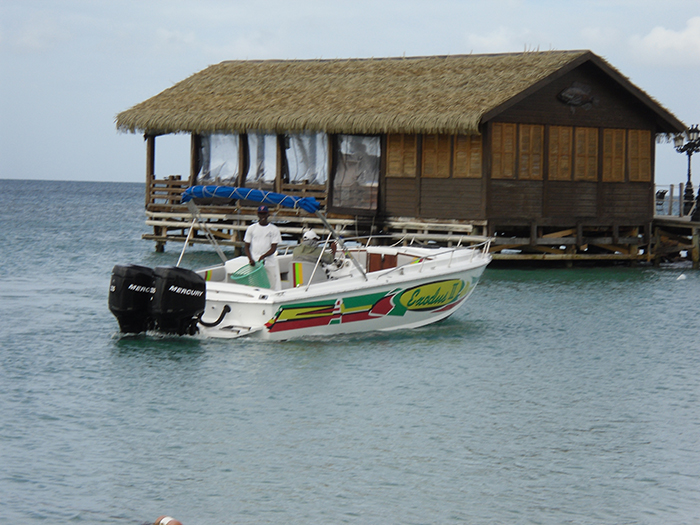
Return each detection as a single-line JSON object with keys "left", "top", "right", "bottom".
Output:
{"left": 265, "top": 279, "right": 470, "bottom": 333}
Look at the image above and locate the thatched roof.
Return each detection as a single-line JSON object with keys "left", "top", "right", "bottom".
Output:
{"left": 115, "top": 50, "right": 683, "bottom": 136}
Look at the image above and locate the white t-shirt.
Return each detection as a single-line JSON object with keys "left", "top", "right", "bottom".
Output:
{"left": 244, "top": 222, "right": 282, "bottom": 261}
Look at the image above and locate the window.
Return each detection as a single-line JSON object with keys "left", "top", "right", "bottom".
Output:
{"left": 574, "top": 127, "right": 599, "bottom": 181}
{"left": 628, "top": 129, "right": 651, "bottom": 182}
{"left": 453, "top": 135, "right": 482, "bottom": 178}
{"left": 285, "top": 132, "right": 328, "bottom": 184}
{"left": 244, "top": 132, "right": 278, "bottom": 187}
{"left": 602, "top": 128, "right": 626, "bottom": 182}
{"left": 518, "top": 124, "right": 544, "bottom": 180}
{"left": 422, "top": 134, "right": 451, "bottom": 178}
{"left": 548, "top": 126, "right": 572, "bottom": 181}
{"left": 491, "top": 123, "right": 516, "bottom": 179}
{"left": 386, "top": 134, "right": 417, "bottom": 178}
{"left": 196, "top": 134, "right": 240, "bottom": 184}
{"left": 332, "top": 135, "right": 380, "bottom": 211}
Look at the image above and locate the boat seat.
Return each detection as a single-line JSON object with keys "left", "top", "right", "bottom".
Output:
{"left": 368, "top": 252, "right": 397, "bottom": 272}
{"left": 290, "top": 261, "right": 327, "bottom": 287}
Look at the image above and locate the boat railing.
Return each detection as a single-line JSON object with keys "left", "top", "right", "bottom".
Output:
{"left": 366, "top": 238, "right": 492, "bottom": 279}
{"left": 277, "top": 236, "right": 491, "bottom": 283}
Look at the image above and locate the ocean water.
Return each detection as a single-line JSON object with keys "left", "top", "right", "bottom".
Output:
{"left": 1, "top": 179, "right": 699, "bottom": 525}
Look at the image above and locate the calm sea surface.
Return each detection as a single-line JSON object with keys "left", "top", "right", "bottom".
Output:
{"left": 1, "top": 179, "right": 699, "bottom": 524}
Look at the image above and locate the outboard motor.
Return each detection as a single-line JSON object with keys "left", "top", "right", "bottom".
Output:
{"left": 150, "top": 267, "right": 206, "bottom": 335}
{"left": 108, "top": 264, "right": 155, "bottom": 333}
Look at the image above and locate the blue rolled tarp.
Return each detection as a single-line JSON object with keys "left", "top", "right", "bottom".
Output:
{"left": 181, "top": 185, "right": 321, "bottom": 214}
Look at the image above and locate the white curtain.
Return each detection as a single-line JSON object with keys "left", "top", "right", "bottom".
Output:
{"left": 245, "top": 132, "right": 277, "bottom": 186}
{"left": 286, "top": 132, "right": 328, "bottom": 184}
{"left": 196, "top": 134, "right": 239, "bottom": 184}
{"left": 332, "top": 135, "right": 380, "bottom": 210}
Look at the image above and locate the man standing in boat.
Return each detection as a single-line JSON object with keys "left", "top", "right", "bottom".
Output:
{"left": 244, "top": 205, "right": 282, "bottom": 290}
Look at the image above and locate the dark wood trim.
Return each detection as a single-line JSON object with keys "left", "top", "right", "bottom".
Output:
{"left": 484, "top": 123, "right": 492, "bottom": 231}
{"left": 189, "top": 134, "right": 201, "bottom": 186}
{"left": 479, "top": 125, "right": 487, "bottom": 219}
{"left": 542, "top": 124, "right": 550, "bottom": 215}
{"left": 596, "top": 126, "right": 604, "bottom": 218}
{"left": 238, "top": 133, "right": 249, "bottom": 187}
{"left": 327, "top": 133, "right": 337, "bottom": 210}
{"left": 379, "top": 134, "right": 387, "bottom": 215}
{"left": 415, "top": 134, "right": 423, "bottom": 216}
{"left": 275, "top": 134, "right": 283, "bottom": 193}
{"left": 145, "top": 134, "right": 156, "bottom": 207}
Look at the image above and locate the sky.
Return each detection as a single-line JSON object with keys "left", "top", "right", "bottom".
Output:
{"left": 1, "top": 0, "right": 700, "bottom": 187}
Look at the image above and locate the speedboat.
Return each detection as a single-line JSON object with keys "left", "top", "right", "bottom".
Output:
{"left": 109, "top": 186, "right": 491, "bottom": 340}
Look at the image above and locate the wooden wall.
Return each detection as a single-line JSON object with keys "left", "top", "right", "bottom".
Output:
{"left": 382, "top": 134, "right": 486, "bottom": 220}
{"left": 483, "top": 62, "right": 657, "bottom": 226}
{"left": 420, "top": 178, "right": 484, "bottom": 219}
{"left": 385, "top": 177, "right": 418, "bottom": 216}
{"left": 492, "top": 62, "right": 654, "bottom": 129}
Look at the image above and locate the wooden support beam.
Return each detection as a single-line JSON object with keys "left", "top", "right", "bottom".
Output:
{"left": 489, "top": 244, "right": 525, "bottom": 253}
{"left": 492, "top": 253, "right": 643, "bottom": 261}
{"left": 529, "top": 246, "right": 565, "bottom": 254}
{"left": 590, "top": 243, "right": 630, "bottom": 255}
{"left": 145, "top": 135, "right": 155, "bottom": 208}
{"left": 542, "top": 228, "right": 576, "bottom": 238}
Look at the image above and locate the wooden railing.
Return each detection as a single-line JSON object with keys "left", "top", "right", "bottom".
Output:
{"left": 146, "top": 176, "right": 329, "bottom": 211}
{"left": 147, "top": 175, "right": 190, "bottom": 207}
{"left": 281, "top": 182, "right": 328, "bottom": 208}
{"left": 655, "top": 183, "right": 697, "bottom": 218}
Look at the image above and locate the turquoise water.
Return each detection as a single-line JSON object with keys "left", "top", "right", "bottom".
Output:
{"left": 1, "top": 179, "right": 699, "bottom": 524}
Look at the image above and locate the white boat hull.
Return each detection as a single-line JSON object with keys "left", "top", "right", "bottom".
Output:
{"left": 197, "top": 245, "right": 490, "bottom": 340}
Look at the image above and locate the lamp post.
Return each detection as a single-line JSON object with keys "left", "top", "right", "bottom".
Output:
{"left": 674, "top": 125, "right": 700, "bottom": 217}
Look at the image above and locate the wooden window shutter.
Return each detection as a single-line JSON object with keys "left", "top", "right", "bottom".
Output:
{"left": 628, "top": 129, "right": 651, "bottom": 182}
{"left": 548, "top": 126, "right": 572, "bottom": 181}
{"left": 602, "top": 128, "right": 626, "bottom": 182}
{"left": 574, "top": 127, "right": 598, "bottom": 181}
{"left": 454, "top": 135, "right": 482, "bottom": 178}
{"left": 518, "top": 124, "right": 544, "bottom": 180}
{"left": 491, "top": 123, "right": 516, "bottom": 179}
{"left": 422, "top": 134, "right": 451, "bottom": 178}
{"left": 386, "top": 134, "right": 417, "bottom": 178}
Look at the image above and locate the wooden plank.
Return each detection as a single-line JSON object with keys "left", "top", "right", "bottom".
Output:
{"left": 419, "top": 178, "right": 484, "bottom": 219}
{"left": 492, "top": 253, "right": 644, "bottom": 260}
{"left": 589, "top": 243, "right": 630, "bottom": 254}
{"left": 542, "top": 228, "right": 576, "bottom": 238}
{"left": 489, "top": 244, "right": 524, "bottom": 253}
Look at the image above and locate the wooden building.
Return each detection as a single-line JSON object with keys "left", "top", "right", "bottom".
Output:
{"left": 116, "top": 51, "right": 686, "bottom": 261}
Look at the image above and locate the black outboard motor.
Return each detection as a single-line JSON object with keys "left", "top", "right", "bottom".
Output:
{"left": 150, "top": 267, "right": 206, "bottom": 335}
{"left": 108, "top": 264, "right": 155, "bottom": 333}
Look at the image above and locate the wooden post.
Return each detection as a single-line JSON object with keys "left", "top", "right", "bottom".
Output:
{"left": 669, "top": 185, "right": 674, "bottom": 216}
{"left": 145, "top": 135, "right": 165, "bottom": 252}
{"left": 275, "top": 135, "right": 284, "bottom": 194}
{"left": 693, "top": 226, "right": 699, "bottom": 270}
{"left": 145, "top": 135, "right": 156, "bottom": 207}
{"left": 530, "top": 222, "right": 537, "bottom": 247}
{"left": 629, "top": 226, "right": 639, "bottom": 267}
{"left": 651, "top": 225, "right": 660, "bottom": 266}
{"left": 565, "top": 245, "right": 575, "bottom": 268}
{"left": 190, "top": 134, "right": 201, "bottom": 186}
{"left": 679, "top": 183, "right": 684, "bottom": 217}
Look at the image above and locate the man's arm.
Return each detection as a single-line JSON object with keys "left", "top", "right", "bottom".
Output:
{"left": 244, "top": 242, "right": 255, "bottom": 266}
{"left": 258, "top": 243, "right": 278, "bottom": 262}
